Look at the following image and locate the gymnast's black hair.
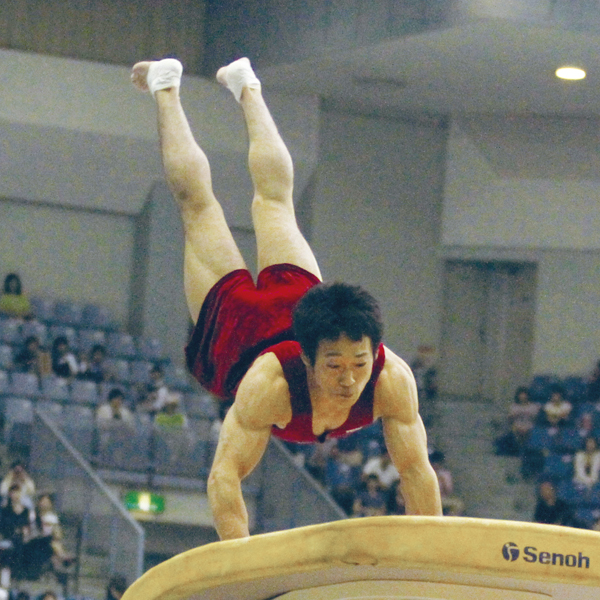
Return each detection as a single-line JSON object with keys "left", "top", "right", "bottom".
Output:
{"left": 292, "top": 282, "right": 384, "bottom": 366}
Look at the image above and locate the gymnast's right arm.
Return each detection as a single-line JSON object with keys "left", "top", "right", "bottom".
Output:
{"left": 207, "top": 354, "right": 288, "bottom": 540}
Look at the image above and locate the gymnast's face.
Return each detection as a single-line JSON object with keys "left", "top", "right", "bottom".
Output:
{"left": 304, "top": 334, "right": 375, "bottom": 403}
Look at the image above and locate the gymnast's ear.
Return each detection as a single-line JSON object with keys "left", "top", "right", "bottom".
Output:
{"left": 300, "top": 352, "right": 312, "bottom": 369}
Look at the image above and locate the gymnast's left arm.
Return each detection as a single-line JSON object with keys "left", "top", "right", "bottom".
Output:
{"left": 375, "top": 349, "right": 443, "bottom": 516}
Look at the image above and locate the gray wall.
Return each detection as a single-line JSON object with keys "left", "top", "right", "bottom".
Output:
{"left": 312, "top": 109, "right": 447, "bottom": 359}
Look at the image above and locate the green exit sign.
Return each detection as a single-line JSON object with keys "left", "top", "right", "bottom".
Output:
{"left": 124, "top": 491, "right": 165, "bottom": 515}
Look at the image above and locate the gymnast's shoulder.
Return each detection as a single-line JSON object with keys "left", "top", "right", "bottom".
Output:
{"left": 374, "top": 345, "right": 419, "bottom": 421}
{"left": 233, "top": 352, "right": 291, "bottom": 430}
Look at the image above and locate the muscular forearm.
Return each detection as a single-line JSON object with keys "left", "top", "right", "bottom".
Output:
{"left": 207, "top": 470, "right": 250, "bottom": 540}
{"left": 400, "top": 464, "right": 443, "bottom": 516}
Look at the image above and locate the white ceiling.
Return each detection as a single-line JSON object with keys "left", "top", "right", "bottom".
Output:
{"left": 260, "top": 19, "right": 600, "bottom": 119}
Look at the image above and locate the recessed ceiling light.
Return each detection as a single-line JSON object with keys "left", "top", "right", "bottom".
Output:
{"left": 555, "top": 66, "right": 586, "bottom": 80}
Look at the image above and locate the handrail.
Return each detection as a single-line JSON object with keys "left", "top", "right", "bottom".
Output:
{"left": 34, "top": 409, "right": 145, "bottom": 533}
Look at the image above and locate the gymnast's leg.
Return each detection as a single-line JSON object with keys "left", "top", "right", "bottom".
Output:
{"left": 217, "top": 58, "right": 322, "bottom": 280}
{"left": 131, "top": 59, "right": 247, "bottom": 321}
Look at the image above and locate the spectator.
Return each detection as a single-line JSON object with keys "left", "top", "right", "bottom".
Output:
{"left": 362, "top": 450, "right": 399, "bottom": 492}
{"left": 24, "top": 494, "right": 74, "bottom": 579}
{"left": 325, "top": 447, "right": 361, "bottom": 515}
{"left": 106, "top": 573, "right": 128, "bottom": 600}
{"left": 39, "top": 593, "right": 58, "bottom": 600}
{"left": 429, "top": 450, "right": 464, "bottom": 516}
{"left": 495, "top": 387, "right": 539, "bottom": 456}
{"left": 533, "top": 480, "right": 574, "bottom": 526}
{"left": 0, "top": 273, "right": 32, "bottom": 320}
{"left": 0, "top": 485, "right": 35, "bottom": 579}
{"left": 51, "top": 336, "right": 79, "bottom": 380}
{"left": 79, "top": 344, "right": 108, "bottom": 384}
{"left": 13, "top": 336, "right": 45, "bottom": 376}
{"left": 410, "top": 344, "right": 437, "bottom": 402}
{"left": 352, "top": 474, "right": 387, "bottom": 518}
{"left": 137, "top": 365, "right": 169, "bottom": 415}
{"left": 573, "top": 436, "right": 600, "bottom": 490}
{"left": 96, "top": 389, "right": 136, "bottom": 464}
{"left": 96, "top": 389, "right": 135, "bottom": 428}
{"left": 154, "top": 393, "right": 193, "bottom": 463}
{"left": 1, "top": 461, "right": 36, "bottom": 509}
{"left": 542, "top": 385, "right": 572, "bottom": 428}
{"left": 386, "top": 480, "right": 406, "bottom": 515}
{"left": 587, "top": 360, "right": 600, "bottom": 405}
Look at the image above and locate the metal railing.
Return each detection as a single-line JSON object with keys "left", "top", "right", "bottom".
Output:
{"left": 29, "top": 410, "right": 144, "bottom": 593}
{"left": 256, "top": 438, "right": 346, "bottom": 533}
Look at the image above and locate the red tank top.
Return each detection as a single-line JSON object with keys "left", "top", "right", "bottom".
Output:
{"left": 260, "top": 341, "right": 386, "bottom": 443}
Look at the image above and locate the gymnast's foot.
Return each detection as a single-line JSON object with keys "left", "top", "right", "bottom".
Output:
{"left": 216, "top": 57, "right": 261, "bottom": 103}
{"left": 131, "top": 58, "right": 183, "bottom": 96}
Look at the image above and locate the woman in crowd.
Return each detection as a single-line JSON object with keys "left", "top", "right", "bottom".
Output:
{"left": 0, "top": 273, "right": 32, "bottom": 320}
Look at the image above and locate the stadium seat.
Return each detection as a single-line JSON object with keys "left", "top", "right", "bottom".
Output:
{"left": 542, "top": 453, "right": 574, "bottom": 481}
{"left": 0, "top": 318, "right": 21, "bottom": 345}
{"left": 0, "top": 345, "right": 13, "bottom": 370}
{"left": 36, "top": 401, "right": 64, "bottom": 422}
{"left": 41, "top": 374, "right": 71, "bottom": 403}
{"left": 9, "top": 372, "right": 41, "bottom": 398}
{"left": 137, "top": 337, "right": 165, "bottom": 362}
{"left": 129, "top": 360, "right": 153, "bottom": 386}
{"left": 70, "top": 380, "right": 99, "bottom": 406}
{"left": 104, "top": 359, "right": 131, "bottom": 384}
{"left": 185, "top": 393, "right": 218, "bottom": 419}
{"left": 164, "top": 364, "right": 194, "bottom": 392}
{"left": 77, "top": 329, "right": 106, "bottom": 355}
{"left": 0, "top": 370, "right": 9, "bottom": 397}
{"left": 552, "top": 427, "right": 584, "bottom": 454}
{"left": 53, "top": 300, "right": 84, "bottom": 327}
{"left": 20, "top": 320, "right": 48, "bottom": 346}
{"left": 107, "top": 332, "right": 137, "bottom": 359}
{"left": 82, "top": 303, "right": 115, "bottom": 330}
{"left": 30, "top": 297, "right": 56, "bottom": 323}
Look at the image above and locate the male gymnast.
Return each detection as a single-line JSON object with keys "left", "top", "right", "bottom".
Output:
{"left": 131, "top": 57, "right": 442, "bottom": 540}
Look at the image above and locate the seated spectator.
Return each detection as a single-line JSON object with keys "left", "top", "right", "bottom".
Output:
{"left": 325, "top": 447, "right": 362, "bottom": 515}
{"left": 495, "top": 387, "right": 540, "bottom": 456}
{"left": 78, "top": 344, "right": 108, "bottom": 384}
{"left": 573, "top": 436, "right": 600, "bottom": 489}
{"left": 305, "top": 437, "right": 337, "bottom": 486}
{"left": 0, "top": 273, "right": 32, "bottom": 320}
{"left": 154, "top": 393, "right": 194, "bottom": 464}
{"left": 352, "top": 474, "right": 387, "bottom": 518}
{"left": 410, "top": 344, "right": 437, "bottom": 402}
{"left": 14, "top": 336, "right": 45, "bottom": 376}
{"left": 39, "top": 593, "right": 57, "bottom": 600}
{"left": 106, "top": 573, "right": 128, "bottom": 600}
{"left": 542, "top": 385, "right": 572, "bottom": 428}
{"left": 95, "top": 389, "right": 137, "bottom": 466}
{"left": 533, "top": 480, "right": 574, "bottom": 526}
{"left": 0, "top": 485, "right": 35, "bottom": 580}
{"left": 96, "top": 389, "right": 135, "bottom": 429}
{"left": 362, "top": 450, "right": 399, "bottom": 492}
{"left": 429, "top": 450, "right": 464, "bottom": 516}
{"left": 137, "top": 364, "right": 169, "bottom": 415}
{"left": 51, "top": 336, "right": 79, "bottom": 380}
{"left": 1, "top": 461, "right": 36, "bottom": 509}
{"left": 576, "top": 412, "right": 595, "bottom": 442}
{"left": 23, "top": 494, "right": 74, "bottom": 579}
{"left": 386, "top": 480, "right": 406, "bottom": 515}
{"left": 587, "top": 359, "right": 600, "bottom": 404}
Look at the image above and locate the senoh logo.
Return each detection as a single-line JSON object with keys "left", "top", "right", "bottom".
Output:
{"left": 502, "top": 542, "right": 519, "bottom": 562}
{"left": 501, "top": 542, "right": 590, "bottom": 569}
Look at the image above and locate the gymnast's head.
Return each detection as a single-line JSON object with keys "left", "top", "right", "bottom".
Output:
{"left": 293, "top": 282, "right": 383, "bottom": 368}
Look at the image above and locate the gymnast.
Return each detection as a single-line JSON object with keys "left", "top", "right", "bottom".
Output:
{"left": 131, "top": 57, "right": 442, "bottom": 540}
